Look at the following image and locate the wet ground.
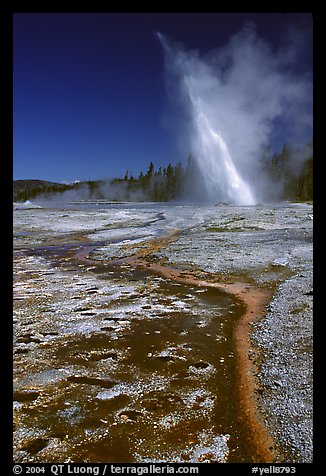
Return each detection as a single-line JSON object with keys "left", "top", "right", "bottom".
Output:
{"left": 13, "top": 202, "right": 313, "bottom": 463}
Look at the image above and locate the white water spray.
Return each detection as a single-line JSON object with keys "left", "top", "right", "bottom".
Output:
{"left": 158, "top": 25, "right": 312, "bottom": 205}
{"left": 186, "top": 80, "right": 256, "bottom": 205}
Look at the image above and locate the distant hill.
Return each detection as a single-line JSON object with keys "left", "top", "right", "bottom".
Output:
{"left": 13, "top": 179, "right": 79, "bottom": 202}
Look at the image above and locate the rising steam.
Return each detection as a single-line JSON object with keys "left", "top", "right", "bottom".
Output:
{"left": 157, "top": 23, "right": 312, "bottom": 204}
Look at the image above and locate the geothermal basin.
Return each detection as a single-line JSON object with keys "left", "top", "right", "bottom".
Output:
{"left": 13, "top": 202, "right": 313, "bottom": 463}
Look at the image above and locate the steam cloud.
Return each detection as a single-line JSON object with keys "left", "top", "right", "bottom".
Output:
{"left": 36, "top": 180, "right": 148, "bottom": 203}
{"left": 158, "top": 23, "right": 312, "bottom": 204}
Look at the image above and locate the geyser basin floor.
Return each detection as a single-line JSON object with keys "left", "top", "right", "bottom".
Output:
{"left": 13, "top": 255, "right": 246, "bottom": 463}
{"left": 13, "top": 202, "right": 313, "bottom": 463}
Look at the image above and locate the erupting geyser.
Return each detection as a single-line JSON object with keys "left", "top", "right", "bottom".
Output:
{"left": 186, "top": 81, "right": 256, "bottom": 205}
{"left": 158, "top": 25, "right": 312, "bottom": 205}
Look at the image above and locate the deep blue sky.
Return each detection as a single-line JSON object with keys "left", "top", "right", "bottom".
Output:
{"left": 13, "top": 13, "right": 312, "bottom": 183}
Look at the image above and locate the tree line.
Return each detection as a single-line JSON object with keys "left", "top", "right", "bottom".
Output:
{"left": 13, "top": 142, "right": 313, "bottom": 202}
{"left": 112, "top": 161, "right": 185, "bottom": 202}
{"left": 261, "top": 142, "right": 313, "bottom": 201}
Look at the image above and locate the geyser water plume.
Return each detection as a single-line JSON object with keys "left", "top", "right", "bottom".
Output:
{"left": 185, "top": 80, "right": 256, "bottom": 205}
{"left": 158, "top": 24, "right": 312, "bottom": 204}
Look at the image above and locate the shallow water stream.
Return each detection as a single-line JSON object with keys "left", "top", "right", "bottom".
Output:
{"left": 13, "top": 202, "right": 313, "bottom": 463}
{"left": 14, "top": 250, "right": 251, "bottom": 462}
